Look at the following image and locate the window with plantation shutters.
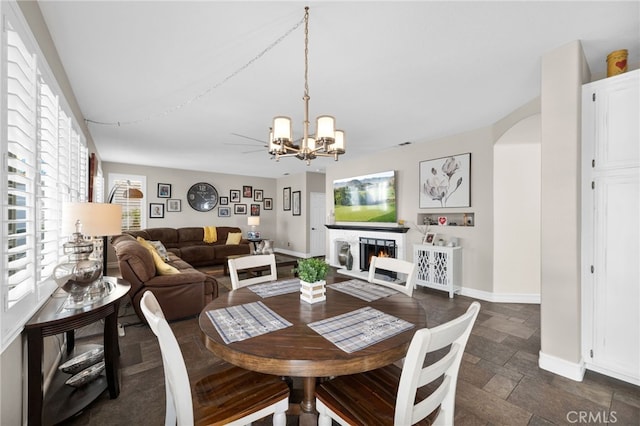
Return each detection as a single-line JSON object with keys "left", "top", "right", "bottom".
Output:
{"left": 107, "top": 174, "right": 146, "bottom": 231}
{"left": 1, "top": 2, "right": 89, "bottom": 352}
{"left": 5, "top": 11, "right": 37, "bottom": 311}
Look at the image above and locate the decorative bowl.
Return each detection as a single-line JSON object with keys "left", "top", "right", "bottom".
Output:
{"left": 58, "top": 347, "right": 104, "bottom": 375}
{"left": 65, "top": 361, "right": 105, "bottom": 388}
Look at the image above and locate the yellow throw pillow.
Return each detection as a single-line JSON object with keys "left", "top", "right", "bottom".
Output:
{"left": 151, "top": 249, "right": 180, "bottom": 275}
{"left": 138, "top": 236, "right": 179, "bottom": 275}
{"left": 226, "top": 232, "right": 242, "bottom": 245}
{"left": 137, "top": 236, "right": 156, "bottom": 254}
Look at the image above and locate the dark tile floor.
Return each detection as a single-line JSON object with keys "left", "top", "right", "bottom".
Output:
{"left": 64, "top": 268, "right": 639, "bottom": 425}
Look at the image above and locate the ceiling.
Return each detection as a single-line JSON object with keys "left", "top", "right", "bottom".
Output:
{"left": 37, "top": 1, "right": 639, "bottom": 179}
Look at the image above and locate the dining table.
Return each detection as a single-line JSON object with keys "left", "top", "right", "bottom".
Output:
{"left": 198, "top": 275, "right": 427, "bottom": 423}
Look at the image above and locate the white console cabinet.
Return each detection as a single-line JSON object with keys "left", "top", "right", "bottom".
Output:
{"left": 414, "top": 245, "right": 461, "bottom": 298}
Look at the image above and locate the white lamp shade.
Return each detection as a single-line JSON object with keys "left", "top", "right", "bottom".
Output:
{"left": 329, "top": 130, "right": 346, "bottom": 154}
{"left": 316, "top": 115, "right": 335, "bottom": 140}
{"left": 248, "top": 216, "right": 260, "bottom": 227}
{"left": 273, "top": 116, "right": 292, "bottom": 141}
{"left": 268, "top": 129, "right": 279, "bottom": 154}
{"left": 62, "top": 202, "right": 122, "bottom": 236}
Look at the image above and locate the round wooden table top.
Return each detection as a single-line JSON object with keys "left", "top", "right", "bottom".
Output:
{"left": 199, "top": 280, "right": 427, "bottom": 378}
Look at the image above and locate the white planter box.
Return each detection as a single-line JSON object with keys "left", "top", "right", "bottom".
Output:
{"left": 300, "top": 279, "right": 326, "bottom": 304}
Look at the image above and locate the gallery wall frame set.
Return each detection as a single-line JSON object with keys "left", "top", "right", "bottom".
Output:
{"left": 283, "top": 187, "right": 291, "bottom": 211}
{"left": 292, "top": 191, "right": 301, "bottom": 216}
{"left": 150, "top": 203, "right": 164, "bottom": 218}
{"left": 157, "top": 183, "right": 171, "bottom": 198}
{"left": 166, "top": 199, "right": 181, "bottom": 212}
{"left": 419, "top": 153, "right": 471, "bottom": 208}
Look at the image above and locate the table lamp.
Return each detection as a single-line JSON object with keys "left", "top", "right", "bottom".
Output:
{"left": 247, "top": 216, "right": 260, "bottom": 239}
{"left": 53, "top": 202, "right": 122, "bottom": 308}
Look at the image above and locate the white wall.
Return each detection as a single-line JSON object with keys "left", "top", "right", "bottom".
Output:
{"left": 275, "top": 173, "right": 308, "bottom": 256}
{"left": 539, "top": 40, "right": 590, "bottom": 380}
{"left": 325, "top": 126, "right": 495, "bottom": 293}
{"left": 493, "top": 115, "right": 541, "bottom": 298}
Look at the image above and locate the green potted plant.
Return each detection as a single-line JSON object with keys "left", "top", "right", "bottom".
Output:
{"left": 295, "top": 258, "right": 329, "bottom": 304}
{"left": 295, "top": 257, "right": 329, "bottom": 283}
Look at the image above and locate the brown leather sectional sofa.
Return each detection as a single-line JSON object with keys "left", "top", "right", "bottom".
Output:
{"left": 111, "top": 226, "right": 250, "bottom": 321}
{"left": 124, "top": 226, "right": 251, "bottom": 266}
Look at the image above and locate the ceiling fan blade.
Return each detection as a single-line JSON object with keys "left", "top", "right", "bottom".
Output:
{"left": 223, "top": 142, "right": 267, "bottom": 147}
{"left": 231, "top": 133, "right": 268, "bottom": 144}
{"left": 242, "top": 148, "right": 266, "bottom": 154}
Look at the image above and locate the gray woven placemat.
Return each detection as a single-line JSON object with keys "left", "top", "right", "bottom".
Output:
{"left": 206, "top": 301, "right": 292, "bottom": 344}
{"left": 248, "top": 278, "right": 301, "bottom": 298}
{"left": 328, "top": 279, "right": 398, "bottom": 302}
{"left": 308, "top": 306, "right": 414, "bottom": 353}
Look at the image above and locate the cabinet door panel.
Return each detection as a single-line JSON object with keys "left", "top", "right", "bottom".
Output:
{"left": 595, "top": 73, "right": 639, "bottom": 169}
{"left": 593, "top": 175, "right": 640, "bottom": 375}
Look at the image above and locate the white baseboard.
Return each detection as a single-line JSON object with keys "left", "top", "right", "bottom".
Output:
{"left": 460, "top": 287, "right": 540, "bottom": 304}
{"left": 274, "top": 248, "right": 307, "bottom": 258}
{"left": 539, "top": 350, "right": 586, "bottom": 381}
{"left": 584, "top": 362, "right": 640, "bottom": 386}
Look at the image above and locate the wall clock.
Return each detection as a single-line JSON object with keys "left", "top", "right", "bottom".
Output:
{"left": 187, "top": 182, "right": 218, "bottom": 212}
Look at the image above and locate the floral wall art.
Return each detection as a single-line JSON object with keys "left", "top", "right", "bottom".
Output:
{"left": 419, "top": 153, "right": 471, "bottom": 208}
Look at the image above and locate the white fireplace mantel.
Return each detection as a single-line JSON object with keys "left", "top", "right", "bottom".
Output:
{"left": 327, "top": 225, "right": 409, "bottom": 271}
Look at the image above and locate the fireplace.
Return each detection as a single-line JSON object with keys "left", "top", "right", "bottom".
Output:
{"left": 359, "top": 237, "right": 397, "bottom": 275}
{"left": 326, "top": 225, "right": 408, "bottom": 279}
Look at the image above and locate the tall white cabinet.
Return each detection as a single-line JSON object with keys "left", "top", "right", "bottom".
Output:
{"left": 581, "top": 69, "right": 639, "bottom": 385}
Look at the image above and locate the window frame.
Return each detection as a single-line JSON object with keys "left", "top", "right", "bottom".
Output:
{"left": 1, "top": 0, "right": 89, "bottom": 353}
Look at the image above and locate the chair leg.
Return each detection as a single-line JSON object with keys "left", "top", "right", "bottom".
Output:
{"left": 273, "top": 411, "right": 287, "bottom": 426}
{"left": 318, "top": 413, "right": 332, "bottom": 426}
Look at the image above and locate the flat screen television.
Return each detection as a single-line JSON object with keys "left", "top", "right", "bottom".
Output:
{"left": 333, "top": 170, "right": 397, "bottom": 223}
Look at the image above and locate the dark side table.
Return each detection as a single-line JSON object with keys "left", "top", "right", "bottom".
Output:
{"left": 25, "top": 277, "right": 130, "bottom": 426}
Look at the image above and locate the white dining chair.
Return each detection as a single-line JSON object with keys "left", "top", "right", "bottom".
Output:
{"left": 315, "top": 301, "right": 481, "bottom": 426}
{"left": 367, "top": 255, "right": 417, "bottom": 297}
{"left": 139, "top": 291, "right": 289, "bottom": 426}
{"left": 228, "top": 254, "right": 277, "bottom": 289}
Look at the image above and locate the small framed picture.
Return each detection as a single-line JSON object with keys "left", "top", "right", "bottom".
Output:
{"left": 243, "top": 185, "right": 253, "bottom": 198}
{"left": 150, "top": 203, "right": 164, "bottom": 218}
{"left": 166, "top": 199, "right": 181, "bottom": 212}
{"left": 234, "top": 204, "right": 247, "bottom": 215}
{"left": 292, "top": 190, "right": 301, "bottom": 216}
{"left": 264, "top": 198, "right": 273, "bottom": 210}
{"left": 254, "top": 189, "right": 263, "bottom": 202}
{"left": 251, "top": 204, "right": 260, "bottom": 216}
{"left": 423, "top": 232, "right": 437, "bottom": 245}
{"left": 283, "top": 187, "right": 291, "bottom": 211}
{"left": 218, "top": 207, "right": 230, "bottom": 217}
{"left": 158, "top": 183, "right": 171, "bottom": 198}
{"left": 230, "top": 190, "right": 241, "bottom": 203}
{"left": 219, "top": 196, "right": 229, "bottom": 205}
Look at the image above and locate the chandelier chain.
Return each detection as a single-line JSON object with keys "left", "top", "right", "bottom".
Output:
{"left": 303, "top": 6, "right": 309, "bottom": 100}
{"left": 86, "top": 15, "right": 305, "bottom": 127}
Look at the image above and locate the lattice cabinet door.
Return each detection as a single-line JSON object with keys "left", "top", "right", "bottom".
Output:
{"left": 413, "top": 245, "right": 462, "bottom": 298}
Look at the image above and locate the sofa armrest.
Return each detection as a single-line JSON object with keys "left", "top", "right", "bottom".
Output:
{"left": 142, "top": 271, "right": 206, "bottom": 288}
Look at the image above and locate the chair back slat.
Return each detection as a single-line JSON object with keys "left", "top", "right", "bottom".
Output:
{"left": 367, "top": 256, "right": 417, "bottom": 297}
{"left": 228, "top": 254, "right": 277, "bottom": 289}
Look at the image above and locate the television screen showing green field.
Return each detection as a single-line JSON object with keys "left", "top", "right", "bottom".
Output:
{"left": 333, "top": 171, "right": 396, "bottom": 223}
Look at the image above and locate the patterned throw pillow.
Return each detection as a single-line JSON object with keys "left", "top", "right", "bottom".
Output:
{"left": 149, "top": 240, "right": 170, "bottom": 261}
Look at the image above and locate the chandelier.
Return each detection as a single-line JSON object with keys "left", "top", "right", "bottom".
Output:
{"left": 268, "top": 6, "right": 345, "bottom": 165}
